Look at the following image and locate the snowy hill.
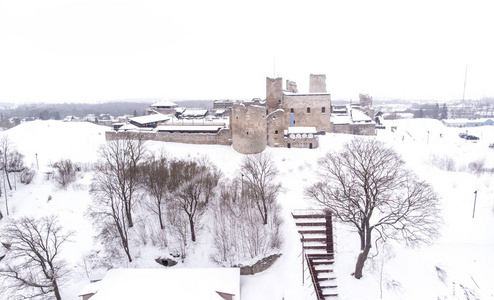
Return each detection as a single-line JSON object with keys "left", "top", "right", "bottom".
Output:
{"left": 0, "top": 119, "right": 493, "bottom": 300}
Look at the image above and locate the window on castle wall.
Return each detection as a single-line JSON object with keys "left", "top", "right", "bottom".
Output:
{"left": 275, "top": 130, "right": 279, "bottom": 135}
{"left": 307, "top": 107, "right": 311, "bottom": 114}
{"left": 290, "top": 108, "right": 294, "bottom": 113}
{"left": 322, "top": 107, "right": 326, "bottom": 113}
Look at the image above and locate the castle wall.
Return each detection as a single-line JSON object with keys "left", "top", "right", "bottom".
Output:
{"left": 309, "top": 74, "right": 327, "bottom": 93}
{"left": 266, "top": 109, "right": 286, "bottom": 147}
{"left": 105, "top": 128, "right": 232, "bottom": 145}
{"left": 230, "top": 105, "right": 267, "bottom": 154}
{"left": 265, "top": 77, "right": 283, "bottom": 112}
{"left": 282, "top": 94, "right": 331, "bottom": 131}
{"left": 330, "top": 123, "right": 376, "bottom": 136}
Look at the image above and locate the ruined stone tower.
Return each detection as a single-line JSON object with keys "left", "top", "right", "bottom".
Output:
{"left": 230, "top": 104, "right": 267, "bottom": 154}
{"left": 265, "top": 77, "right": 283, "bottom": 112}
{"left": 309, "top": 74, "right": 327, "bottom": 93}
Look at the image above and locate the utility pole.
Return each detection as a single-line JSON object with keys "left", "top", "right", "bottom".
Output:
{"left": 472, "top": 190, "right": 478, "bottom": 218}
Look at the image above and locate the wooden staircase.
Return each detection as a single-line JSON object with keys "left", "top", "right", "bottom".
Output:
{"left": 293, "top": 210, "right": 338, "bottom": 299}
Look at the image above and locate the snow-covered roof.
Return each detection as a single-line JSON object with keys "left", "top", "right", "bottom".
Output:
{"left": 286, "top": 126, "right": 317, "bottom": 134}
{"left": 79, "top": 268, "right": 240, "bottom": 300}
{"left": 118, "top": 123, "right": 139, "bottom": 131}
{"left": 129, "top": 114, "right": 170, "bottom": 125}
{"left": 155, "top": 125, "right": 224, "bottom": 132}
{"left": 181, "top": 109, "right": 208, "bottom": 117}
{"left": 215, "top": 109, "right": 226, "bottom": 114}
{"left": 150, "top": 100, "right": 178, "bottom": 108}
{"left": 330, "top": 114, "right": 351, "bottom": 125}
{"left": 351, "top": 109, "right": 372, "bottom": 122}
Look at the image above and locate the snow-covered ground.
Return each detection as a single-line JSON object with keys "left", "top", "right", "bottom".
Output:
{"left": 1, "top": 119, "right": 493, "bottom": 300}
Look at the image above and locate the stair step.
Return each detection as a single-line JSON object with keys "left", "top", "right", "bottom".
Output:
{"left": 292, "top": 214, "right": 326, "bottom": 219}
{"left": 298, "top": 230, "right": 326, "bottom": 234}
{"left": 323, "top": 293, "right": 339, "bottom": 297}
{"left": 304, "top": 245, "right": 327, "bottom": 250}
{"left": 314, "top": 269, "right": 333, "bottom": 273}
{"left": 296, "top": 222, "right": 326, "bottom": 226}
{"left": 301, "top": 237, "right": 327, "bottom": 243}
{"left": 319, "top": 285, "right": 338, "bottom": 289}
{"left": 310, "top": 260, "right": 334, "bottom": 266}
{"left": 307, "top": 253, "right": 334, "bottom": 259}
{"left": 317, "top": 277, "right": 337, "bottom": 281}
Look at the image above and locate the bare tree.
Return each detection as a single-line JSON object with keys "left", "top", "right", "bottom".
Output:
{"left": 305, "top": 138, "right": 441, "bottom": 279}
{"left": 170, "top": 157, "right": 221, "bottom": 242}
{"left": 141, "top": 150, "right": 170, "bottom": 230}
{"left": 211, "top": 177, "right": 283, "bottom": 265}
{"left": 89, "top": 161, "right": 133, "bottom": 262}
{"left": 0, "top": 215, "right": 72, "bottom": 300}
{"left": 0, "top": 136, "right": 14, "bottom": 190}
{"left": 241, "top": 153, "right": 282, "bottom": 225}
{"left": 52, "top": 159, "right": 77, "bottom": 189}
{"left": 98, "top": 133, "right": 146, "bottom": 228}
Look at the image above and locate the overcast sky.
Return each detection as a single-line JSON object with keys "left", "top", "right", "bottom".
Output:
{"left": 1, "top": 0, "right": 493, "bottom": 104}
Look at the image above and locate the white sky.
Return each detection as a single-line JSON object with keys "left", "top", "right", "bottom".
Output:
{"left": 1, "top": 0, "right": 493, "bottom": 104}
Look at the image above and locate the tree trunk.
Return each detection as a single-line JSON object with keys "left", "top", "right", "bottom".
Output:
{"left": 190, "top": 217, "right": 196, "bottom": 242}
{"left": 354, "top": 227, "right": 372, "bottom": 279}
{"left": 262, "top": 199, "right": 268, "bottom": 225}
{"left": 158, "top": 204, "right": 164, "bottom": 230}
{"left": 52, "top": 280, "right": 62, "bottom": 300}
{"left": 126, "top": 206, "right": 133, "bottom": 228}
{"left": 3, "top": 169, "right": 11, "bottom": 191}
{"left": 354, "top": 244, "right": 371, "bottom": 279}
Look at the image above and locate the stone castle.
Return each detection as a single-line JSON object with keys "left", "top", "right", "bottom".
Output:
{"left": 107, "top": 74, "right": 376, "bottom": 154}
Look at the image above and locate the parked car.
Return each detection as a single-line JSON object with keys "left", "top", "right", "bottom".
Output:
{"left": 465, "top": 135, "right": 479, "bottom": 140}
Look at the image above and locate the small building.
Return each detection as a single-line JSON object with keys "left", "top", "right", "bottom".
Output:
{"left": 149, "top": 100, "right": 179, "bottom": 115}
{"left": 285, "top": 126, "right": 318, "bottom": 149}
{"left": 78, "top": 268, "right": 240, "bottom": 300}
{"left": 330, "top": 105, "right": 375, "bottom": 135}
{"left": 213, "top": 100, "right": 235, "bottom": 110}
{"left": 129, "top": 113, "right": 170, "bottom": 128}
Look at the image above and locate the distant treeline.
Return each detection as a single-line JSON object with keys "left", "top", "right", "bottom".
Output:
{"left": 0, "top": 100, "right": 214, "bottom": 120}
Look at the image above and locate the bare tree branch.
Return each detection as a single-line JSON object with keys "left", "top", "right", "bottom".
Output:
{"left": 305, "top": 138, "right": 441, "bottom": 279}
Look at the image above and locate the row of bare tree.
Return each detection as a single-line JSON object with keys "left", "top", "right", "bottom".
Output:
{"left": 88, "top": 133, "right": 283, "bottom": 264}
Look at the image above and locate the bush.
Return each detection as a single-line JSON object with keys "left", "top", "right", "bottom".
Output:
{"left": 52, "top": 159, "right": 78, "bottom": 188}
{"left": 429, "top": 154, "right": 456, "bottom": 171}
{"left": 210, "top": 178, "right": 283, "bottom": 267}
{"left": 19, "top": 168, "right": 36, "bottom": 184}
{"left": 468, "top": 158, "right": 486, "bottom": 175}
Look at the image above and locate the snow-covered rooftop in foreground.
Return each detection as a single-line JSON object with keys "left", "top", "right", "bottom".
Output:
{"left": 81, "top": 268, "right": 240, "bottom": 300}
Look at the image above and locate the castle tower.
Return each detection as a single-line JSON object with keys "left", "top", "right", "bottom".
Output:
{"left": 265, "top": 77, "right": 283, "bottom": 112}
{"left": 309, "top": 74, "right": 327, "bottom": 93}
{"left": 230, "top": 104, "right": 267, "bottom": 154}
